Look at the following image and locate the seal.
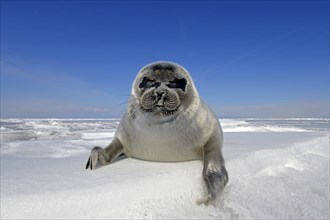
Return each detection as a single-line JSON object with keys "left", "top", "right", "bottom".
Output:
{"left": 86, "top": 61, "right": 228, "bottom": 204}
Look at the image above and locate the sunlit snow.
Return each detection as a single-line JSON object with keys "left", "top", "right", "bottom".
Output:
{"left": 1, "top": 118, "right": 329, "bottom": 219}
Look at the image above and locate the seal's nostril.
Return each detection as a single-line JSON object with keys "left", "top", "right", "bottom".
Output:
{"left": 155, "top": 91, "right": 165, "bottom": 97}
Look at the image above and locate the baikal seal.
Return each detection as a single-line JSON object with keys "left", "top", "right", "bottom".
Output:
{"left": 86, "top": 61, "right": 228, "bottom": 205}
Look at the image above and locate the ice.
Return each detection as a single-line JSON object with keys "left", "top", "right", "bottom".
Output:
{"left": 224, "top": 135, "right": 329, "bottom": 219}
{"left": 1, "top": 118, "right": 329, "bottom": 219}
{"left": 220, "top": 118, "right": 328, "bottom": 132}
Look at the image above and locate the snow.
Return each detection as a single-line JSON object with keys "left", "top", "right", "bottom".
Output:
{"left": 1, "top": 118, "right": 329, "bottom": 219}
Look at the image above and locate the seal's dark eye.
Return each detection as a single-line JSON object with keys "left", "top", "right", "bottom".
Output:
{"left": 166, "top": 78, "right": 187, "bottom": 92}
{"left": 139, "top": 77, "right": 161, "bottom": 89}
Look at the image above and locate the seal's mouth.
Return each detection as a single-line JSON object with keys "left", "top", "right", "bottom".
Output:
{"left": 141, "top": 104, "right": 180, "bottom": 116}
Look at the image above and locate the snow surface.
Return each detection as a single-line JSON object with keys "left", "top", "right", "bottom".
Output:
{"left": 1, "top": 118, "right": 329, "bottom": 219}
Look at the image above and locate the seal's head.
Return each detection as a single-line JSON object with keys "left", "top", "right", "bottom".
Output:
{"left": 131, "top": 61, "right": 199, "bottom": 121}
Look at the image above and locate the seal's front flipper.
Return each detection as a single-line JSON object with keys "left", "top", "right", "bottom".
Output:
{"left": 198, "top": 133, "right": 228, "bottom": 205}
{"left": 202, "top": 163, "right": 228, "bottom": 202}
{"left": 85, "top": 147, "right": 110, "bottom": 170}
{"left": 196, "top": 194, "right": 212, "bottom": 206}
{"left": 86, "top": 156, "right": 91, "bottom": 169}
{"left": 85, "top": 137, "right": 124, "bottom": 170}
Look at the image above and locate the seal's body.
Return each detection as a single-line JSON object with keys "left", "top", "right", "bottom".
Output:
{"left": 118, "top": 100, "right": 218, "bottom": 162}
{"left": 86, "top": 61, "right": 228, "bottom": 204}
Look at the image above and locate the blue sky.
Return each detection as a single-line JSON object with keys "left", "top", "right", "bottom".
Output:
{"left": 1, "top": 0, "right": 329, "bottom": 118}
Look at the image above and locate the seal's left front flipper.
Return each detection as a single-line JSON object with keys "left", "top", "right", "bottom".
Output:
{"left": 199, "top": 134, "right": 228, "bottom": 205}
{"left": 202, "top": 161, "right": 228, "bottom": 202}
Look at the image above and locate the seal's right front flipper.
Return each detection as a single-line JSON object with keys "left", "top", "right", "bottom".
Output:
{"left": 85, "top": 137, "right": 124, "bottom": 170}
{"left": 85, "top": 147, "right": 110, "bottom": 170}
{"left": 86, "top": 156, "right": 91, "bottom": 169}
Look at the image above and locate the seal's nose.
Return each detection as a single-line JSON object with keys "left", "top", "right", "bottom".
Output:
{"left": 155, "top": 91, "right": 165, "bottom": 97}
{"left": 154, "top": 90, "right": 166, "bottom": 106}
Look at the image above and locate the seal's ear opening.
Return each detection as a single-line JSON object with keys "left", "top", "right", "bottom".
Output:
{"left": 166, "top": 78, "right": 187, "bottom": 92}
